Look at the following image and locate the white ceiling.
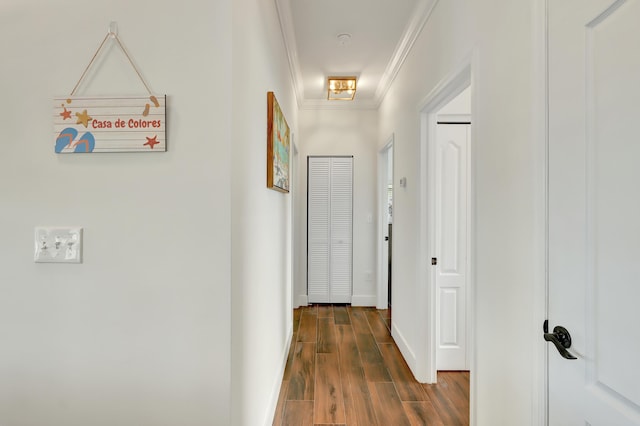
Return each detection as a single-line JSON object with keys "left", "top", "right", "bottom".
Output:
{"left": 275, "top": 0, "right": 437, "bottom": 109}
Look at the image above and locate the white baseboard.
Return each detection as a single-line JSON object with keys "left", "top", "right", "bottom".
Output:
{"left": 392, "top": 321, "right": 421, "bottom": 381}
{"left": 263, "top": 326, "right": 293, "bottom": 426}
{"left": 296, "top": 294, "right": 376, "bottom": 307}
{"left": 351, "top": 295, "right": 377, "bottom": 306}
{"left": 296, "top": 294, "right": 308, "bottom": 307}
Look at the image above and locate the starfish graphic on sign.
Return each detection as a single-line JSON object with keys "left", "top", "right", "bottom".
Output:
{"left": 144, "top": 135, "right": 159, "bottom": 149}
{"left": 75, "top": 109, "right": 92, "bottom": 128}
{"left": 60, "top": 105, "right": 72, "bottom": 120}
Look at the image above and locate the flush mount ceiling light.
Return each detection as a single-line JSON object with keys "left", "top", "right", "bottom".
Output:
{"left": 327, "top": 76, "right": 357, "bottom": 101}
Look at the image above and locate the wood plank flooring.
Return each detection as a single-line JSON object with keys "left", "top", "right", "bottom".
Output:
{"left": 272, "top": 305, "right": 470, "bottom": 426}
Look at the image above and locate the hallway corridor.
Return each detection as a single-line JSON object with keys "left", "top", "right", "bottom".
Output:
{"left": 272, "top": 305, "right": 469, "bottom": 425}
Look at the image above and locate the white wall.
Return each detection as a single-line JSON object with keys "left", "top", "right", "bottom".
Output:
{"left": 0, "top": 0, "right": 546, "bottom": 424}
{"left": 379, "top": 0, "right": 473, "bottom": 385}
{"left": 379, "top": 0, "right": 543, "bottom": 424}
{"left": 0, "top": 1, "right": 232, "bottom": 425}
{"left": 230, "top": 0, "right": 298, "bottom": 423}
{"left": 296, "top": 109, "right": 378, "bottom": 307}
{"left": 438, "top": 86, "right": 471, "bottom": 116}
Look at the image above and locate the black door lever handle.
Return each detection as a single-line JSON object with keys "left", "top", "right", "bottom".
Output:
{"left": 543, "top": 322, "right": 577, "bottom": 360}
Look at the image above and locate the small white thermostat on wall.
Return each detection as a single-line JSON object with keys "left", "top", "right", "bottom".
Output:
{"left": 34, "top": 227, "right": 83, "bottom": 263}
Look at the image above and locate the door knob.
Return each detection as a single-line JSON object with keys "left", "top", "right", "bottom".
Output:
{"left": 385, "top": 236, "right": 389, "bottom": 241}
{"left": 543, "top": 320, "right": 577, "bottom": 360}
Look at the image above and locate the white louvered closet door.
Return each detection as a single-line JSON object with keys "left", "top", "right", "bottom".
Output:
{"left": 308, "top": 157, "right": 353, "bottom": 303}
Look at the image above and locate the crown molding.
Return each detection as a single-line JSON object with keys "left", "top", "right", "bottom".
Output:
{"left": 275, "top": 0, "right": 439, "bottom": 110}
{"left": 274, "top": 0, "right": 305, "bottom": 108}
{"left": 374, "top": 0, "right": 439, "bottom": 106}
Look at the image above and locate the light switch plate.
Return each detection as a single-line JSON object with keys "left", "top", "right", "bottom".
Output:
{"left": 34, "top": 227, "right": 83, "bottom": 263}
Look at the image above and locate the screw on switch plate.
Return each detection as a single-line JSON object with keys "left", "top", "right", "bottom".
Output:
{"left": 34, "top": 227, "right": 83, "bottom": 263}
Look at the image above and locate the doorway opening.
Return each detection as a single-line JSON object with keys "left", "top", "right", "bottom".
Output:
{"left": 377, "top": 137, "right": 394, "bottom": 315}
{"left": 418, "top": 63, "right": 473, "bottom": 386}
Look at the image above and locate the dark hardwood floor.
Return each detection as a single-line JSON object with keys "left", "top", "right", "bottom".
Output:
{"left": 272, "top": 305, "right": 470, "bottom": 425}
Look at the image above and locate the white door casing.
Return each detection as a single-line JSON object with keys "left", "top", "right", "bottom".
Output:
{"left": 548, "top": 0, "right": 640, "bottom": 424}
{"left": 435, "top": 123, "right": 470, "bottom": 371}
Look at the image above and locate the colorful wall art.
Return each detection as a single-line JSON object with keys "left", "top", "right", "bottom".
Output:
{"left": 266, "top": 92, "right": 290, "bottom": 192}
{"left": 53, "top": 95, "right": 166, "bottom": 153}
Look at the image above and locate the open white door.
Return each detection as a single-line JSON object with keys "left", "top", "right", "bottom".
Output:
{"left": 547, "top": 0, "right": 640, "bottom": 424}
{"left": 435, "top": 123, "right": 469, "bottom": 371}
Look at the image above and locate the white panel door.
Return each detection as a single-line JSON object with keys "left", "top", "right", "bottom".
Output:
{"left": 548, "top": 1, "right": 640, "bottom": 424}
{"left": 435, "top": 124, "right": 469, "bottom": 371}
{"left": 307, "top": 157, "right": 353, "bottom": 304}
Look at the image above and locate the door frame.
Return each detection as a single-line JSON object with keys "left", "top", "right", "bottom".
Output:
{"left": 290, "top": 137, "right": 299, "bottom": 310}
{"left": 536, "top": 1, "right": 549, "bottom": 424}
{"left": 418, "top": 61, "right": 472, "bottom": 385}
{"left": 377, "top": 136, "right": 394, "bottom": 309}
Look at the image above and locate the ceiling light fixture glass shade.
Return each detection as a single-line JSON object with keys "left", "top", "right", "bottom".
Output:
{"left": 327, "top": 76, "right": 357, "bottom": 100}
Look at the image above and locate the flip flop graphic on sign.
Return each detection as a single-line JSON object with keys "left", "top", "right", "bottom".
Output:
{"left": 55, "top": 127, "right": 96, "bottom": 153}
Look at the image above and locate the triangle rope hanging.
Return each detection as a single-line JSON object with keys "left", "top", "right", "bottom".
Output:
{"left": 53, "top": 22, "right": 166, "bottom": 154}
{"left": 70, "top": 22, "right": 154, "bottom": 96}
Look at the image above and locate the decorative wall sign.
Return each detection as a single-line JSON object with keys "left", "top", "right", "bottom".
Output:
{"left": 267, "top": 92, "right": 290, "bottom": 192}
{"left": 54, "top": 23, "right": 166, "bottom": 153}
{"left": 53, "top": 95, "right": 166, "bottom": 153}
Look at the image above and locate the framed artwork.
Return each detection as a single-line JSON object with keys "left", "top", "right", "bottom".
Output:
{"left": 267, "top": 92, "right": 290, "bottom": 193}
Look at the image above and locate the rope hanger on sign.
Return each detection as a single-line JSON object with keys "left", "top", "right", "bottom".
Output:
{"left": 70, "top": 21, "right": 154, "bottom": 97}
